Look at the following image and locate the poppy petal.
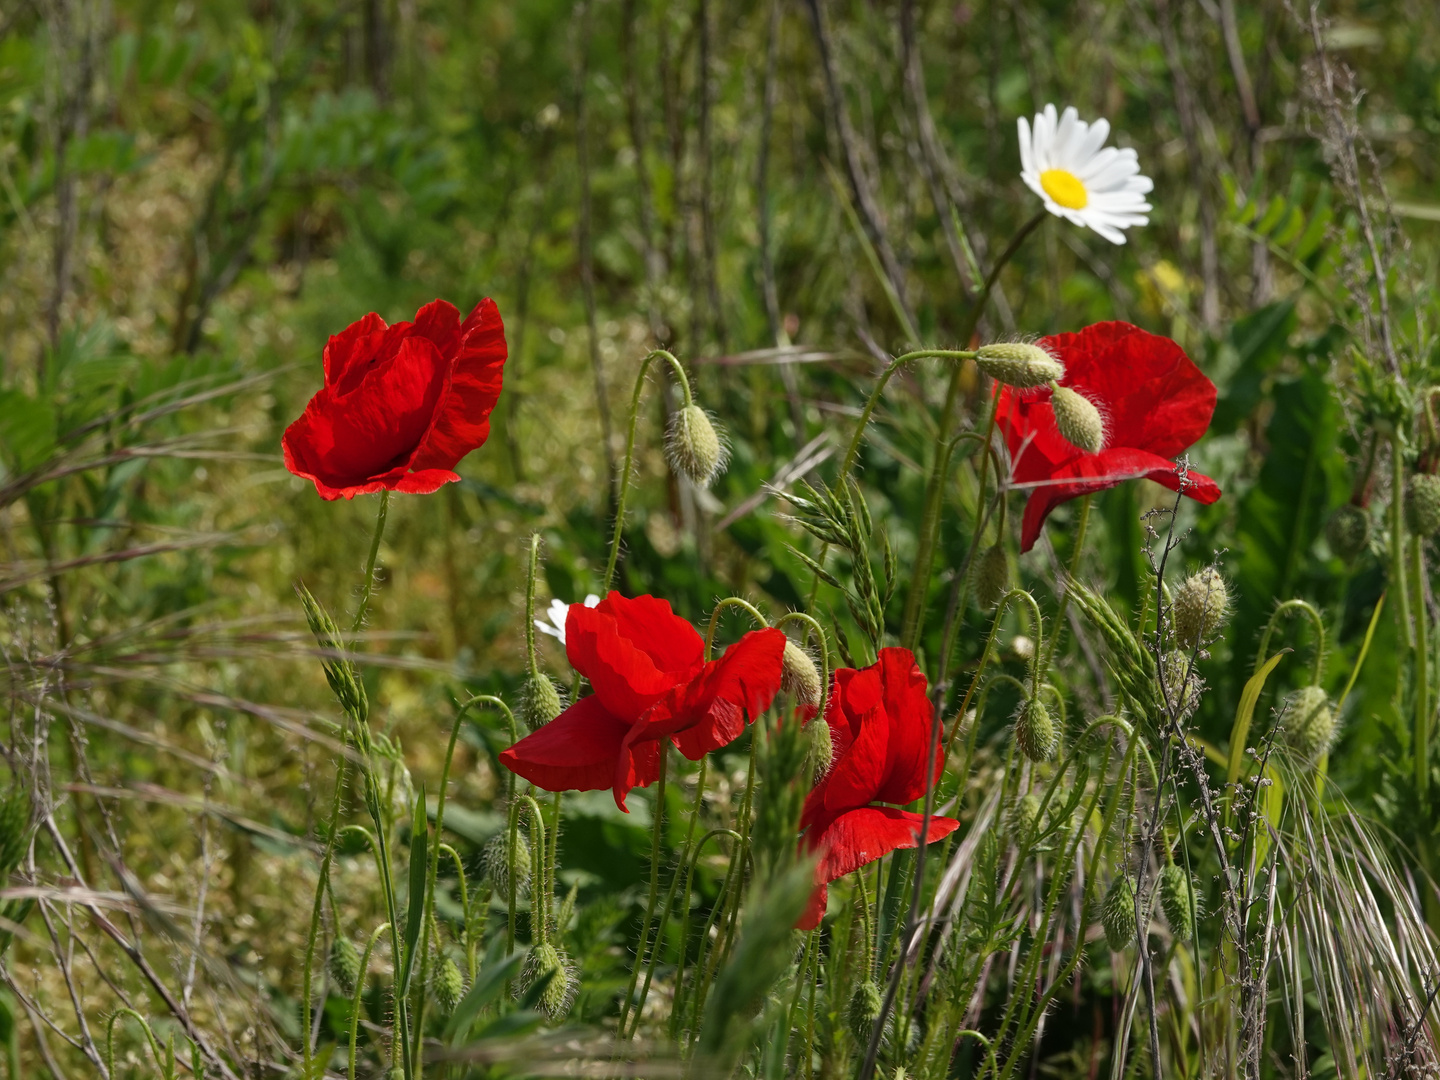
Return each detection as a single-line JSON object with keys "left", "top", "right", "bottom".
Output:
{"left": 499, "top": 694, "right": 659, "bottom": 793}
{"left": 871, "top": 648, "right": 940, "bottom": 807}
{"left": 564, "top": 594, "right": 705, "bottom": 721}
{"left": 322, "top": 312, "right": 389, "bottom": 387}
{"left": 410, "top": 298, "right": 508, "bottom": 472}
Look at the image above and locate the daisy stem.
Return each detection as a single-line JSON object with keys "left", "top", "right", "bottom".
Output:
{"left": 898, "top": 210, "right": 1044, "bottom": 654}
{"left": 604, "top": 349, "right": 695, "bottom": 591}
{"left": 353, "top": 488, "right": 390, "bottom": 634}
{"left": 620, "top": 747, "right": 668, "bottom": 1038}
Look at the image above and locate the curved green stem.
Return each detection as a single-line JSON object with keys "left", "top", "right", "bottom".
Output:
{"left": 604, "top": 349, "right": 696, "bottom": 590}
{"left": 839, "top": 350, "right": 979, "bottom": 476}
{"left": 1394, "top": 435, "right": 1414, "bottom": 651}
{"left": 704, "top": 597, "right": 770, "bottom": 659}
{"left": 1253, "top": 599, "right": 1327, "bottom": 685}
{"left": 943, "top": 589, "right": 1041, "bottom": 757}
{"left": 854, "top": 868, "right": 876, "bottom": 980}
{"left": 670, "top": 826, "right": 743, "bottom": 1038}
{"left": 437, "top": 843, "right": 471, "bottom": 979}
{"left": 349, "top": 922, "right": 391, "bottom": 1080}
{"left": 620, "top": 747, "right": 668, "bottom": 1038}
{"left": 1414, "top": 538, "right": 1431, "bottom": 799}
{"left": 517, "top": 795, "right": 549, "bottom": 949}
{"left": 353, "top": 488, "right": 390, "bottom": 634}
{"left": 107, "top": 1008, "right": 166, "bottom": 1079}
{"left": 525, "top": 534, "right": 543, "bottom": 677}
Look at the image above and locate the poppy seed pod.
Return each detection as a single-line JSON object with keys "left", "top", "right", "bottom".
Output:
{"left": 1159, "top": 863, "right": 1196, "bottom": 941}
{"left": 781, "top": 640, "right": 823, "bottom": 708}
{"left": 1014, "top": 696, "right": 1058, "bottom": 762}
{"left": 431, "top": 955, "right": 466, "bottom": 1014}
{"left": 1282, "top": 685, "right": 1335, "bottom": 761}
{"left": 666, "top": 405, "right": 728, "bottom": 487}
{"left": 1172, "top": 568, "right": 1229, "bottom": 649}
{"left": 1050, "top": 383, "right": 1106, "bottom": 454}
{"left": 1101, "top": 874, "right": 1137, "bottom": 951}
{"left": 522, "top": 942, "right": 577, "bottom": 1019}
{"left": 521, "top": 671, "right": 564, "bottom": 731}
{"left": 975, "top": 342, "right": 1064, "bottom": 388}
{"left": 1406, "top": 474, "right": 1440, "bottom": 537}
{"left": 328, "top": 935, "right": 362, "bottom": 998}
{"left": 973, "top": 542, "right": 1010, "bottom": 609}
{"left": 847, "top": 980, "right": 885, "bottom": 1044}
{"left": 1326, "top": 504, "right": 1371, "bottom": 560}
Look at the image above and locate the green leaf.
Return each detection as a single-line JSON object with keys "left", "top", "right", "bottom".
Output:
{"left": 398, "top": 783, "right": 429, "bottom": 996}
{"left": 444, "top": 949, "right": 525, "bottom": 1042}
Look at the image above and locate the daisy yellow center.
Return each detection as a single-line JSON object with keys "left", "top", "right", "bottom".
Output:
{"left": 1039, "top": 169, "right": 1088, "bottom": 210}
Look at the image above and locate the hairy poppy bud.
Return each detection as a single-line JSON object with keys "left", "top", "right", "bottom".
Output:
{"left": 1050, "top": 383, "right": 1105, "bottom": 454}
{"left": 975, "top": 342, "right": 1064, "bottom": 388}
{"left": 328, "top": 935, "right": 362, "bottom": 997}
{"left": 781, "top": 640, "right": 822, "bottom": 708}
{"left": 847, "top": 980, "right": 885, "bottom": 1044}
{"left": 1160, "top": 650, "right": 1203, "bottom": 721}
{"left": 806, "top": 717, "right": 835, "bottom": 781}
{"left": 1014, "top": 696, "right": 1057, "bottom": 762}
{"left": 1325, "top": 504, "right": 1371, "bottom": 561}
{"left": 1172, "top": 568, "right": 1229, "bottom": 649}
{"left": 1007, "top": 792, "right": 1043, "bottom": 847}
{"left": 1282, "top": 685, "right": 1335, "bottom": 761}
{"left": 973, "top": 542, "right": 1009, "bottom": 609}
{"left": 1406, "top": 474, "right": 1440, "bottom": 537}
{"left": 1159, "top": 863, "right": 1196, "bottom": 941}
{"left": 1101, "top": 874, "right": 1137, "bottom": 951}
{"left": 483, "top": 831, "right": 531, "bottom": 899}
{"left": 521, "top": 671, "right": 564, "bottom": 731}
{"left": 666, "top": 405, "right": 727, "bottom": 487}
{"left": 522, "top": 942, "right": 577, "bottom": 1019}
{"left": 431, "top": 955, "right": 466, "bottom": 1014}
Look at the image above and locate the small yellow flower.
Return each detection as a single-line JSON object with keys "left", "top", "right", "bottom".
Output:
{"left": 1018, "top": 105, "right": 1153, "bottom": 245}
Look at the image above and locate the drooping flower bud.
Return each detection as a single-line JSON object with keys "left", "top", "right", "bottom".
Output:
{"left": 666, "top": 405, "right": 728, "bottom": 487}
{"left": 521, "top": 941, "right": 577, "bottom": 1019}
{"left": 974, "top": 342, "right": 1064, "bottom": 388}
{"left": 483, "top": 831, "right": 531, "bottom": 899}
{"left": 431, "top": 954, "right": 466, "bottom": 1014}
{"left": 521, "top": 671, "right": 564, "bottom": 731}
{"left": 1006, "top": 792, "right": 1043, "bottom": 847}
{"left": 1325, "top": 504, "right": 1371, "bottom": 561}
{"left": 1172, "top": 568, "right": 1229, "bottom": 649}
{"left": 1158, "top": 863, "right": 1196, "bottom": 942}
{"left": 806, "top": 717, "right": 835, "bottom": 781}
{"left": 1014, "top": 696, "right": 1057, "bottom": 762}
{"left": 1050, "top": 383, "right": 1105, "bottom": 454}
{"left": 1281, "top": 685, "right": 1335, "bottom": 761}
{"left": 847, "top": 980, "right": 885, "bottom": 1044}
{"left": 973, "top": 542, "right": 1009, "bottom": 609}
{"left": 328, "top": 935, "right": 362, "bottom": 997}
{"left": 1101, "top": 874, "right": 1137, "bottom": 951}
{"left": 781, "top": 640, "right": 822, "bottom": 708}
{"left": 1406, "top": 474, "right": 1440, "bottom": 537}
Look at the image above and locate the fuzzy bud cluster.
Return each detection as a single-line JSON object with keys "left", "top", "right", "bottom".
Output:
{"left": 974, "top": 342, "right": 1064, "bottom": 388}
{"left": 1158, "top": 863, "right": 1196, "bottom": 941}
{"left": 1014, "top": 696, "right": 1058, "bottom": 762}
{"left": 1281, "top": 685, "right": 1335, "bottom": 761}
{"left": 1172, "top": 568, "right": 1229, "bottom": 649}
{"left": 1326, "top": 504, "right": 1371, "bottom": 560}
{"left": 667, "top": 405, "right": 728, "bottom": 487}
{"left": 1050, "top": 384, "right": 1106, "bottom": 454}
{"left": 1407, "top": 474, "right": 1440, "bottom": 537}
{"left": 1101, "top": 874, "right": 1137, "bottom": 951}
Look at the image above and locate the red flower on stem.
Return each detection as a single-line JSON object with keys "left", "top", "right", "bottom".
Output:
{"left": 283, "top": 299, "right": 508, "bottom": 500}
{"left": 797, "top": 648, "right": 959, "bottom": 931}
{"left": 499, "top": 593, "right": 786, "bottom": 810}
{"left": 997, "top": 321, "right": 1221, "bottom": 552}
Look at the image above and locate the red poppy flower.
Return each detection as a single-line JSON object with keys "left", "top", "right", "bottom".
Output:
{"left": 797, "top": 648, "right": 959, "bottom": 930}
{"left": 283, "top": 299, "right": 507, "bottom": 500}
{"left": 997, "top": 321, "right": 1221, "bottom": 552}
{"left": 498, "top": 593, "right": 787, "bottom": 810}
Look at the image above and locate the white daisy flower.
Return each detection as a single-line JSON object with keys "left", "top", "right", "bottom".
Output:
{"left": 1018, "top": 104, "right": 1153, "bottom": 245}
{"left": 535, "top": 594, "right": 601, "bottom": 646}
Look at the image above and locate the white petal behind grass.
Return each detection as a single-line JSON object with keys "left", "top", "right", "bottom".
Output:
{"left": 1018, "top": 103, "right": 1153, "bottom": 244}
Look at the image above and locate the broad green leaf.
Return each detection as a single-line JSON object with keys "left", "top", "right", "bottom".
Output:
{"left": 444, "top": 949, "right": 525, "bottom": 1042}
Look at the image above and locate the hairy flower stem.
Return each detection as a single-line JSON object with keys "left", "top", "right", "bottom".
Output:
{"left": 1254, "top": 600, "right": 1327, "bottom": 684}
{"left": 353, "top": 488, "right": 390, "bottom": 634}
{"left": 1414, "top": 540, "right": 1431, "bottom": 800}
{"left": 301, "top": 749, "right": 349, "bottom": 1078}
{"left": 519, "top": 796, "right": 549, "bottom": 949}
{"left": 672, "top": 828, "right": 744, "bottom": 1039}
{"left": 349, "top": 922, "right": 390, "bottom": 1080}
{"left": 704, "top": 596, "right": 770, "bottom": 657}
{"left": 1393, "top": 436, "right": 1414, "bottom": 654}
{"left": 620, "top": 748, "right": 668, "bottom": 1037}
{"left": 604, "top": 349, "right": 696, "bottom": 590}
{"left": 854, "top": 868, "right": 876, "bottom": 979}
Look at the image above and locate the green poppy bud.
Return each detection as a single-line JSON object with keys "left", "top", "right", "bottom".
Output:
{"left": 1406, "top": 474, "right": 1440, "bottom": 537}
{"left": 431, "top": 955, "right": 466, "bottom": 1014}
{"left": 1158, "top": 863, "right": 1196, "bottom": 942}
{"left": 522, "top": 941, "right": 577, "bottom": 1019}
{"left": 1050, "top": 383, "right": 1106, "bottom": 454}
{"left": 847, "top": 980, "right": 885, "bottom": 1045}
{"left": 1325, "top": 504, "right": 1371, "bottom": 560}
{"left": 522, "top": 671, "right": 564, "bottom": 731}
{"left": 1160, "top": 650, "right": 1203, "bottom": 721}
{"left": 973, "top": 542, "right": 1009, "bottom": 609}
{"left": 328, "top": 935, "right": 362, "bottom": 998}
{"left": 781, "top": 640, "right": 823, "bottom": 708}
{"left": 1101, "top": 874, "right": 1137, "bottom": 951}
{"left": 974, "top": 342, "right": 1064, "bottom": 388}
{"left": 667, "top": 405, "right": 727, "bottom": 487}
{"left": 1007, "top": 792, "right": 1043, "bottom": 847}
{"left": 483, "top": 831, "right": 531, "bottom": 899}
{"left": 1014, "top": 696, "right": 1058, "bottom": 762}
{"left": 807, "top": 718, "right": 835, "bottom": 781}
{"left": 1172, "top": 568, "right": 1229, "bottom": 649}
{"left": 1281, "top": 685, "right": 1335, "bottom": 761}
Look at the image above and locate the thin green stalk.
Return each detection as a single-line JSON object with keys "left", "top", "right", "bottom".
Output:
{"left": 300, "top": 749, "right": 348, "bottom": 1077}
{"left": 1036, "top": 494, "right": 1091, "bottom": 673}
{"left": 620, "top": 747, "right": 668, "bottom": 1038}
{"left": 353, "top": 488, "right": 390, "bottom": 634}
{"left": 604, "top": 349, "right": 696, "bottom": 590}
{"left": 839, "top": 350, "right": 980, "bottom": 477}
{"left": 854, "top": 868, "right": 875, "bottom": 980}
{"left": 1416, "top": 536, "right": 1431, "bottom": 799}
{"left": 518, "top": 795, "right": 549, "bottom": 949}
{"left": 704, "top": 596, "right": 770, "bottom": 658}
{"left": 437, "top": 844, "right": 472, "bottom": 981}
{"left": 106, "top": 1009, "right": 166, "bottom": 1079}
{"left": 349, "top": 922, "right": 391, "bottom": 1080}
{"left": 670, "top": 826, "right": 743, "bottom": 1039}
{"left": 1253, "top": 599, "right": 1326, "bottom": 683}
{"left": 1394, "top": 436, "right": 1414, "bottom": 652}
